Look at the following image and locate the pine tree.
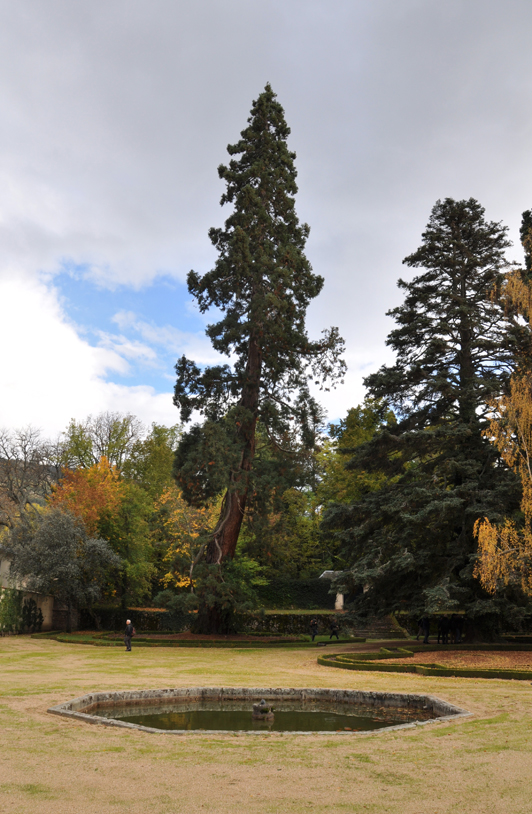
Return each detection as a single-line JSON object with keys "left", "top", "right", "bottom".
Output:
{"left": 322, "top": 198, "right": 522, "bottom": 626}
{"left": 172, "top": 85, "right": 344, "bottom": 631}
{"left": 520, "top": 208, "right": 532, "bottom": 278}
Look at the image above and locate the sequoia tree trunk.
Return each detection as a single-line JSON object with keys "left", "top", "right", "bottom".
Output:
{"left": 205, "top": 333, "right": 261, "bottom": 564}
{"left": 197, "top": 335, "right": 262, "bottom": 633}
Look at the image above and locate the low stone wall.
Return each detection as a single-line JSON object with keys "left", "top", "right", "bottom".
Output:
{"left": 48, "top": 686, "right": 470, "bottom": 735}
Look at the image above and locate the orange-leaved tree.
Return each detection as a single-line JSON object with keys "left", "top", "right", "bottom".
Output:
{"left": 49, "top": 457, "right": 122, "bottom": 536}
{"left": 50, "top": 456, "right": 155, "bottom": 604}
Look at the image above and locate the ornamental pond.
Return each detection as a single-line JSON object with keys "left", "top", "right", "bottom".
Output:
{"left": 48, "top": 687, "right": 470, "bottom": 734}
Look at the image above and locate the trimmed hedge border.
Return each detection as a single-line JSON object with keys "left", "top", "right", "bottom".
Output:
{"left": 318, "top": 644, "right": 532, "bottom": 681}
{"left": 77, "top": 607, "right": 341, "bottom": 635}
{"left": 32, "top": 631, "right": 364, "bottom": 649}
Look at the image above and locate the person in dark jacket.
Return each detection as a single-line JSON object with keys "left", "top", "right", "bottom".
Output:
{"left": 451, "top": 614, "right": 463, "bottom": 644}
{"left": 329, "top": 618, "right": 340, "bottom": 640}
{"left": 440, "top": 615, "right": 450, "bottom": 644}
{"left": 310, "top": 619, "right": 319, "bottom": 641}
{"left": 421, "top": 616, "right": 430, "bottom": 644}
{"left": 124, "top": 619, "right": 134, "bottom": 651}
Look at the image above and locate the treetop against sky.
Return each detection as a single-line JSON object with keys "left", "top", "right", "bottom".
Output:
{"left": 1, "top": 1, "right": 532, "bottom": 434}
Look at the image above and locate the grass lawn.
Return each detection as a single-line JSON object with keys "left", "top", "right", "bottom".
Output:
{"left": 1, "top": 635, "right": 531, "bottom": 813}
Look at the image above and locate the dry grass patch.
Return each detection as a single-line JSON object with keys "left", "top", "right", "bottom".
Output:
{"left": 1, "top": 635, "right": 531, "bottom": 813}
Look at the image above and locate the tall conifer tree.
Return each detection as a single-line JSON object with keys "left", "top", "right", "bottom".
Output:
{"left": 323, "top": 199, "right": 521, "bottom": 623}
{"left": 173, "top": 85, "right": 344, "bottom": 629}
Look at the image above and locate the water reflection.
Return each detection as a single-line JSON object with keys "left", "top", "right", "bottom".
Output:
{"left": 96, "top": 700, "right": 433, "bottom": 732}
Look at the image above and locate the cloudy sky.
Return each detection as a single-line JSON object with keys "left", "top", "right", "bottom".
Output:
{"left": 1, "top": 0, "right": 532, "bottom": 438}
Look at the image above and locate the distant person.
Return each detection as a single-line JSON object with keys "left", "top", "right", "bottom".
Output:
{"left": 416, "top": 617, "right": 424, "bottom": 640}
{"left": 310, "top": 619, "right": 319, "bottom": 641}
{"left": 124, "top": 619, "right": 134, "bottom": 652}
{"left": 421, "top": 616, "right": 430, "bottom": 644}
{"left": 440, "top": 615, "right": 450, "bottom": 645}
{"left": 451, "top": 614, "right": 463, "bottom": 644}
{"left": 329, "top": 619, "right": 340, "bottom": 640}
{"left": 437, "top": 615, "right": 444, "bottom": 644}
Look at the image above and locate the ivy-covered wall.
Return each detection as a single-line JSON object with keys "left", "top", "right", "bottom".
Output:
{"left": 238, "top": 612, "right": 341, "bottom": 635}
{"left": 78, "top": 606, "right": 189, "bottom": 632}
{"left": 255, "top": 578, "right": 335, "bottom": 609}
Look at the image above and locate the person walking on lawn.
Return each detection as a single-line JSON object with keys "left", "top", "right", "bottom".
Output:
{"left": 329, "top": 618, "right": 340, "bottom": 640}
{"left": 124, "top": 619, "right": 134, "bottom": 651}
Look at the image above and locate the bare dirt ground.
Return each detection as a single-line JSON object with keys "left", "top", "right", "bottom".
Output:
{"left": 1, "top": 635, "right": 532, "bottom": 814}
{"left": 386, "top": 649, "right": 532, "bottom": 669}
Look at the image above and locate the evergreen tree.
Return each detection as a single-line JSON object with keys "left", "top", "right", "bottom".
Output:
{"left": 323, "top": 198, "right": 522, "bottom": 625}
{"left": 520, "top": 208, "right": 532, "bottom": 278}
{"left": 172, "top": 85, "right": 345, "bottom": 631}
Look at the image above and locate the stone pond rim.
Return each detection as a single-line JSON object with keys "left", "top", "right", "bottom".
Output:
{"left": 47, "top": 687, "right": 471, "bottom": 735}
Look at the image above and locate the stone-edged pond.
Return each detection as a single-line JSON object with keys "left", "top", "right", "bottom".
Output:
{"left": 48, "top": 687, "right": 470, "bottom": 735}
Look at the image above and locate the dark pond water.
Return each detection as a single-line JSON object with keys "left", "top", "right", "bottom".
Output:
{"left": 96, "top": 700, "right": 432, "bottom": 732}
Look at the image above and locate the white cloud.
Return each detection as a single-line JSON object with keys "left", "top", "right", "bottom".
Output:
{"left": 111, "top": 310, "right": 229, "bottom": 366}
{"left": 96, "top": 330, "right": 158, "bottom": 368}
{"left": 0, "top": 276, "right": 178, "bottom": 436}
{"left": 1, "top": 1, "right": 531, "bottom": 434}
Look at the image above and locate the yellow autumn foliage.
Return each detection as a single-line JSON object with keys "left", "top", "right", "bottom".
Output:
{"left": 156, "top": 486, "right": 220, "bottom": 589}
{"left": 475, "top": 272, "right": 532, "bottom": 595}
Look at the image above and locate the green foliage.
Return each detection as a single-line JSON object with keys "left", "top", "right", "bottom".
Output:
{"left": 238, "top": 611, "right": 343, "bottom": 635}
{"left": 317, "top": 400, "right": 393, "bottom": 507}
{"left": 122, "top": 423, "right": 181, "bottom": 500}
{"left": 520, "top": 208, "right": 532, "bottom": 279}
{"left": 21, "top": 597, "right": 43, "bottom": 633}
{"left": 4, "top": 508, "right": 121, "bottom": 632}
{"left": 97, "top": 481, "right": 155, "bottom": 606}
{"left": 172, "top": 419, "right": 241, "bottom": 506}
{"left": 253, "top": 578, "right": 335, "bottom": 609}
{"left": 0, "top": 588, "right": 23, "bottom": 634}
{"left": 60, "top": 412, "right": 144, "bottom": 470}
{"left": 323, "top": 198, "right": 523, "bottom": 622}
{"left": 156, "top": 552, "right": 267, "bottom": 634}
{"left": 240, "top": 485, "right": 325, "bottom": 578}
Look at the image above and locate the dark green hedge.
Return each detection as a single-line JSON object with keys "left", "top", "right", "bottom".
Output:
{"left": 32, "top": 631, "right": 360, "bottom": 649}
{"left": 255, "top": 578, "right": 335, "bottom": 609}
{"left": 78, "top": 606, "right": 189, "bottom": 632}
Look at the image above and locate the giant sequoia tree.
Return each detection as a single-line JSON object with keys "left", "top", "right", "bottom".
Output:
{"left": 323, "top": 198, "right": 522, "bottom": 623}
{"left": 172, "top": 85, "right": 344, "bottom": 629}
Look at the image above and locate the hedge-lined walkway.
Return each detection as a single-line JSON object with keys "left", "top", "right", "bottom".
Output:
{"left": 319, "top": 641, "right": 532, "bottom": 680}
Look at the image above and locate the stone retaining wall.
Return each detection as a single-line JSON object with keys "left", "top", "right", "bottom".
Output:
{"left": 48, "top": 686, "right": 470, "bottom": 735}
